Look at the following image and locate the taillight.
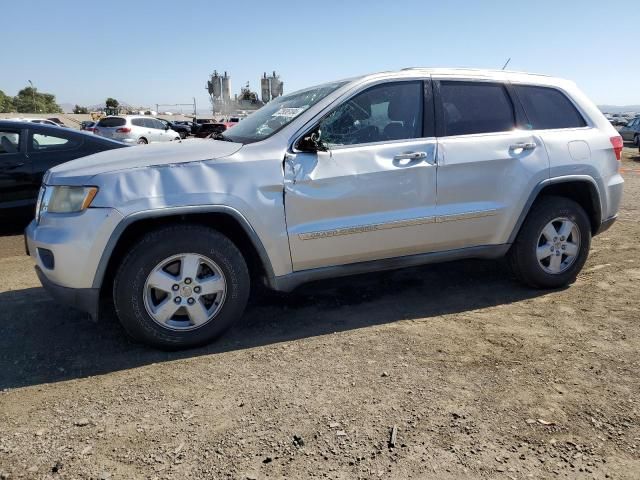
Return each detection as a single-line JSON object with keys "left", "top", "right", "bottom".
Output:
{"left": 610, "top": 136, "right": 623, "bottom": 161}
{"left": 93, "top": 128, "right": 99, "bottom": 134}
{"left": 116, "top": 127, "right": 132, "bottom": 133}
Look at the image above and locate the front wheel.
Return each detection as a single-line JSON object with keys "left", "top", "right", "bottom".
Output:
{"left": 508, "top": 196, "right": 591, "bottom": 289}
{"left": 113, "top": 225, "right": 250, "bottom": 349}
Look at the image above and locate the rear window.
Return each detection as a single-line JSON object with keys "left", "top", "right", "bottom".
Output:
{"left": 98, "top": 117, "right": 126, "bottom": 128}
{"left": 513, "top": 85, "right": 586, "bottom": 130}
{"left": 439, "top": 81, "right": 515, "bottom": 136}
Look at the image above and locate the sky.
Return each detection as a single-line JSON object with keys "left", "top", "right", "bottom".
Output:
{"left": 2, "top": 0, "right": 638, "bottom": 111}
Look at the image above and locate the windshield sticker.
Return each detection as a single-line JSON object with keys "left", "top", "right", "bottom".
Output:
{"left": 272, "top": 107, "right": 307, "bottom": 119}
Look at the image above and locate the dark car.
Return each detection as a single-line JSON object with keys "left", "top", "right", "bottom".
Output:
{"left": 158, "top": 119, "right": 190, "bottom": 139}
{"left": 80, "top": 120, "right": 96, "bottom": 132}
{"left": 194, "top": 122, "right": 227, "bottom": 138}
{"left": 0, "top": 120, "right": 127, "bottom": 219}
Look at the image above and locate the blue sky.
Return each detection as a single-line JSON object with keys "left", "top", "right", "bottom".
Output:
{"left": 2, "top": 0, "right": 637, "bottom": 110}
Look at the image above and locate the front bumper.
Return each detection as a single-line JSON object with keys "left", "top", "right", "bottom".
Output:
{"left": 35, "top": 266, "right": 100, "bottom": 319}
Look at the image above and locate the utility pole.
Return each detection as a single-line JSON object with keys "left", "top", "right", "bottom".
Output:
{"left": 28, "top": 80, "right": 36, "bottom": 112}
{"left": 193, "top": 97, "right": 197, "bottom": 122}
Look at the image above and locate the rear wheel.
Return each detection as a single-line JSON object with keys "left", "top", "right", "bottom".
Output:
{"left": 508, "top": 196, "right": 591, "bottom": 288}
{"left": 113, "top": 225, "right": 250, "bottom": 349}
{"left": 137, "top": 137, "right": 148, "bottom": 144}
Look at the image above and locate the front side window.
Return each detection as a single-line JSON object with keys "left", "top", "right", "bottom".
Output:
{"left": 514, "top": 85, "right": 586, "bottom": 130}
{"left": 0, "top": 131, "right": 20, "bottom": 154}
{"left": 222, "top": 80, "right": 348, "bottom": 144}
{"left": 319, "top": 81, "right": 423, "bottom": 147}
{"left": 439, "top": 81, "right": 515, "bottom": 136}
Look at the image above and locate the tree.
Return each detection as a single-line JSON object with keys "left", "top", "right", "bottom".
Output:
{"left": 73, "top": 105, "right": 89, "bottom": 114}
{"left": 13, "top": 86, "right": 62, "bottom": 113}
{"left": 0, "top": 90, "right": 15, "bottom": 113}
{"left": 105, "top": 98, "right": 119, "bottom": 109}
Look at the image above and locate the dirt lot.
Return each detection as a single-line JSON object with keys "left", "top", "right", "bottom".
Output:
{"left": 1, "top": 149, "right": 639, "bottom": 480}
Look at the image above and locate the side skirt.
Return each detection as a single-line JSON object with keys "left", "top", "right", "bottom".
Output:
{"left": 269, "top": 244, "right": 510, "bottom": 292}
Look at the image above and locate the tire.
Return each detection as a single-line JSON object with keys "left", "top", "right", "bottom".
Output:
{"left": 137, "top": 137, "right": 148, "bottom": 144}
{"left": 174, "top": 137, "right": 180, "bottom": 141}
{"left": 508, "top": 195, "right": 591, "bottom": 289}
{"left": 180, "top": 131, "right": 187, "bottom": 139}
{"left": 113, "top": 225, "right": 250, "bottom": 349}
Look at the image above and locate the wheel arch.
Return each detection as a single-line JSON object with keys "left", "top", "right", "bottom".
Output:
{"left": 94, "top": 206, "right": 277, "bottom": 294}
{"left": 509, "top": 176, "right": 603, "bottom": 243}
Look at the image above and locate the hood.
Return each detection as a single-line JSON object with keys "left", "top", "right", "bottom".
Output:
{"left": 46, "top": 139, "right": 243, "bottom": 185}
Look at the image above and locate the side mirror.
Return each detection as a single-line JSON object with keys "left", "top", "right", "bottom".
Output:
{"left": 297, "top": 127, "right": 327, "bottom": 153}
{"left": 164, "top": 125, "right": 170, "bottom": 131}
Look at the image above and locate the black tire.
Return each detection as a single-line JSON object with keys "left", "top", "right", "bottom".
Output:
{"left": 113, "top": 225, "right": 250, "bottom": 349}
{"left": 508, "top": 196, "right": 591, "bottom": 289}
{"left": 137, "top": 137, "right": 148, "bottom": 144}
{"left": 180, "top": 131, "right": 188, "bottom": 139}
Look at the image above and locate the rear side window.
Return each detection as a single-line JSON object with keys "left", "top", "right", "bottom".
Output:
{"left": 513, "top": 85, "right": 586, "bottom": 130}
{"left": 30, "top": 132, "right": 81, "bottom": 152}
{"left": 439, "top": 81, "right": 515, "bottom": 136}
{"left": 132, "top": 118, "right": 145, "bottom": 127}
{"left": 98, "top": 117, "right": 126, "bottom": 128}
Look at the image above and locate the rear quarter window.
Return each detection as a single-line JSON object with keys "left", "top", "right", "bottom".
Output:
{"left": 98, "top": 117, "right": 126, "bottom": 128}
{"left": 513, "top": 85, "right": 586, "bottom": 130}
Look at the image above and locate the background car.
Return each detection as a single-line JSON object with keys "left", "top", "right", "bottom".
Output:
{"left": 619, "top": 116, "right": 640, "bottom": 145}
{"left": 7, "top": 117, "right": 61, "bottom": 127}
{"left": 0, "top": 120, "right": 127, "bottom": 220}
{"left": 158, "top": 119, "right": 190, "bottom": 139}
{"left": 194, "top": 122, "right": 227, "bottom": 138}
{"left": 94, "top": 116, "right": 181, "bottom": 144}
{"left": 80, "top": 121, "right": 96, "bottom": 132}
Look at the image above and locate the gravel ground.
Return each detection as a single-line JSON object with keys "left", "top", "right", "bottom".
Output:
{"left": 0, "top": 149, "right": 639, "bottom": 479}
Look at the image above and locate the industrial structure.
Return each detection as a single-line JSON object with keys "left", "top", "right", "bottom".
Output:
{"left": 206, "top": 70, "right": 284, "bottom": 115}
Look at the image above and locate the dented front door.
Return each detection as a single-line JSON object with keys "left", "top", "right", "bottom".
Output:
{"left": 284, "top": 139, "right": 438, "bottom": 271}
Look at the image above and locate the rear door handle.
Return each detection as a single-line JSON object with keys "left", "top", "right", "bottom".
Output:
{"left": 510, "top": 142, "right": 536, "bottom": 151}
{"left": 0, "top": 162, "right": 25, "bottom": 170}
{"left": 393, "top": 151, "right": 427, "bottom": 161}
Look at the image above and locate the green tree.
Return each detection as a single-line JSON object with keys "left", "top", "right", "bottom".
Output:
{"left": 73, "top": 105, "right": 89, "bottom": 114}
{"left": 0, "top": 90, "right": 15, "bottom": 113}
{"left": 13, "top": 86, "right": 63, "bottom": 113}
{"left": 105, "top": 98, "right": 119, "bottom": 109}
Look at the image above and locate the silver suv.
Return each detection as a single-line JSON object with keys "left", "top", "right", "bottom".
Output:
{"left": 94, "top": 115, "right": 181, "bottom": 144}
{"left": 26, "top": 68, "right": 624, "bottom": 349}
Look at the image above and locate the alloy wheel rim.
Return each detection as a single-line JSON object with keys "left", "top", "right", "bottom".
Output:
{"left": 143, "top": 253, "right": 227, "bottom": 331}
{"left": 536, "top": 217, "right": 580, "bottom": 274}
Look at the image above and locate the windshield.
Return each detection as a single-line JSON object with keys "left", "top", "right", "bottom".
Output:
{"left": 223, "top": 81, "right": 348, "bottom": 144}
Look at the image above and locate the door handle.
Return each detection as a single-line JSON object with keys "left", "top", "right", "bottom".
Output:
{"left": 393, "top": 151, "right": 427, "bottom": 161}
{"left": 510, "top": 142, "right": 536, "bottom": 151}
{"left": 0, "top": 162, "right": 25, "bottom": 170}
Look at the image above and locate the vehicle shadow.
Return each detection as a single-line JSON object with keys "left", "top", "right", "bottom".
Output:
{"left": 0, "top": 259, "right": 549, "bottom": 390}
{"left": 0, "top": 216, "right": 31, "bottom": 237}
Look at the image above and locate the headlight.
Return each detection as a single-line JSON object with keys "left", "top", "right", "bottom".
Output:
{"left": 37, "top": 186, "right": 98, "bottom": 221}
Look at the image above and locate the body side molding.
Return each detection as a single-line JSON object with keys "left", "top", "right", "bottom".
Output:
{"left": 271, "top": 244, "right": 510, "bottom": 292}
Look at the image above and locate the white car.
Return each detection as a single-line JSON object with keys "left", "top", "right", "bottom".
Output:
{"left": 7, "top": 117, "right": 61, "bottom": 127}
{"left": 94, "top": 115, "right": 181, "bottom": 145}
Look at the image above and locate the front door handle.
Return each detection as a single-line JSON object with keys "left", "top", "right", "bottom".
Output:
{"left": 393, "top": 151, "right": 427, "bottom": 161}
{"left": 510, "top": 142, "right": 536, "bottom": 151}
